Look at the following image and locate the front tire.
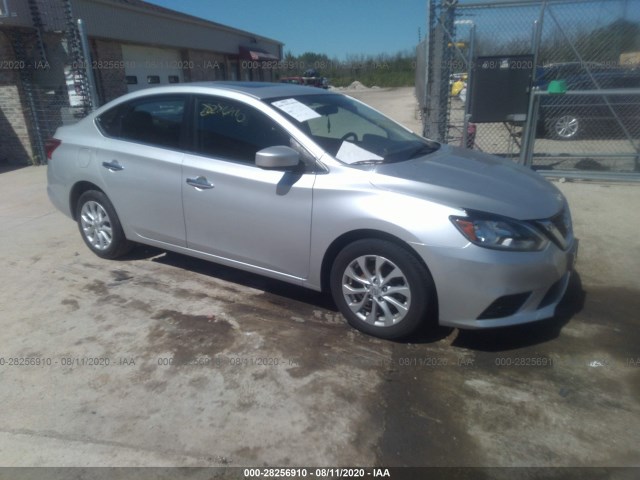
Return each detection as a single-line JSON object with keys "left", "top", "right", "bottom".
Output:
{"left": 76, "top": 190, "right": 132, "bottom": 259}
{"left": 330, "top": 239, "right": 434, "bottom": 339}
{"left": 548, "top": 113, "right": 581, "bottom": 140}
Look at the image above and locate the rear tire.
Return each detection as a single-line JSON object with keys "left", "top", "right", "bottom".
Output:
{"left": 330, "top": 239, "right": 434, "bottom": 339}
{"left": 76, "top": 190, "right": 133, "bottom": 259}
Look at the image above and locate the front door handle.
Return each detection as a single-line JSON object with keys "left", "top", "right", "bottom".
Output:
{"left": 102, "top": 160, "right": 124, "bottom": 172}
{"left": 186, "top": 176, "right": 215, "bottom": 190}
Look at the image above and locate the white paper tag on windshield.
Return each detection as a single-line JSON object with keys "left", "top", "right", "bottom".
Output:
{"left": 336, "top": 141, "right": 384, "bottom": 164}
{"left": 272, "top": 98, "right": 321, "bottom": 122}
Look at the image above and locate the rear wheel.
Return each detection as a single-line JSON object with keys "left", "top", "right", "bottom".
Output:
{"left": 76, "top": 190, "right": 132, "bottom": 259}
{"left": 330, "top": 239, "right": 434, "bottom": 339}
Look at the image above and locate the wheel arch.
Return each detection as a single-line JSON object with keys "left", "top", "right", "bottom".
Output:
{"left": 69, "top": 181, "right": 105, "bottom": 220}
{"left": 320, "top": 229, "right": 434, "bottom": 293}
{"left": 321, "top": 229, "right": 440, "bottom": 335}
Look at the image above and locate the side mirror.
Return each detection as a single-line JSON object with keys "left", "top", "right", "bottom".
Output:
{"left": 255, "top": 146, "right": 300, "bottom": 170}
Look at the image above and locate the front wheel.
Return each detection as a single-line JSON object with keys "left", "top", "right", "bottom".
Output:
{"left": 76, "top": 190, "right": 133, "bottom": 259}
{"left": 548, "top": 113, "right": 581, "bottom": 140}
{"left": 330, "top": 239, "right": 434, "bottom": 339}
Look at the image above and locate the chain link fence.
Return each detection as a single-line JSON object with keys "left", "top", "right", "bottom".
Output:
{"left": 3, "top": 0, "right": 93, "bottom": 164}
{"left": 2, "top": 0, "right": 287, "bottom": 166}
{"left": 417, "top": 0, "right": 640, "bottom": 179}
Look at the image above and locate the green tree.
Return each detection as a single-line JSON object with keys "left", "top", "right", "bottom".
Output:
{"left": 279, "top": 50, "right": 417, "bottom": 88}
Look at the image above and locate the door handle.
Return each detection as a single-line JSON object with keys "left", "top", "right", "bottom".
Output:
{"left": 186, "top": 176, "right": 215, "bottom": 190}
{"left": 102, "top": 160, "right": 124, "bottom": 172}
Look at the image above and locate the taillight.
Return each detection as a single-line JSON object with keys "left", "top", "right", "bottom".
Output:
{"left": 45, "top": 138, "right": 61, "bottom": 160}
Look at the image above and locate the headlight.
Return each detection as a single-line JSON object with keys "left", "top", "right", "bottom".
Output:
{"left": 450, "top": 212, "right": 548, "bottom": 252}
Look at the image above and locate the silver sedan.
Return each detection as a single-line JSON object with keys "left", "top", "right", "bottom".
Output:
{"left": 47, "top": 82, "right": 577, "bottom": 339}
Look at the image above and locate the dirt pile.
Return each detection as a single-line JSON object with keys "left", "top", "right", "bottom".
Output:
{"left": 347, "top": 81, "right": 368, "bottom": 90}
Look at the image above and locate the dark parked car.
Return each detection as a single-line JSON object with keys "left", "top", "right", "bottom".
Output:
{"left": 538, "top": 69, "right": 640, "bottom": 140}
{"left": 534, "top": 62, "right": 607, "bottom": 89}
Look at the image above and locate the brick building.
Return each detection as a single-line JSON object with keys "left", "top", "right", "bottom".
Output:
{"left": 0, "top": 0, "right": 283, "bottom": 164}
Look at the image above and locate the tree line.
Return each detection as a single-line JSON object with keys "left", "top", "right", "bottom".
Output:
{"left": 464, "top": 19, "right": 640, "bottom": 69}
{"left": 277, "top": 51, "right": 417, "bottom": 88}
{"left": 276, "top": 18, "right": 639, "bottom": 87}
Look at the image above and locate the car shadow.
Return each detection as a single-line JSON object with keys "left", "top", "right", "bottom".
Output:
{"left": 123, "top": 246, "right": 455, "bottom": 342}
{"left": 126, "top": 248, "right": 337, "bottom": 311}
{"left": 450, "top": 271, "right": 586, "bottom": 352}
{"left": 118, "top": 246, "right": 586, "bottom": 348}
{"left": 118, "top": 244, "right": 166, "bottom": 261}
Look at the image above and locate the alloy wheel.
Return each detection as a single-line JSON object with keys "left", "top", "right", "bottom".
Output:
{"left": 341, "top": 254, "right": 411, "bottom": 327}
{"left": 80, "top": 201, "right": 113, "bottom": 251}
{"left": 554, "top": 115, "right": 579, "bottom": 139}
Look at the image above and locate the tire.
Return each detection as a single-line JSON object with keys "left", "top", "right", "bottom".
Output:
{"left": 547, "top": 113, "right": 581, "bottom": 140}
{"left": 76, "top": 190, "right": 133, "bottom": 259}
{"left": 330, "top": 239, "right": 434, "bottom": 339}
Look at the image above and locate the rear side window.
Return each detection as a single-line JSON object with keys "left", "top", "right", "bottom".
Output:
{"left": 97, "top": 95, "right": 186, "bottom": 150}
{"left": 193, "top": 96, "right": 291, "bottom": 163}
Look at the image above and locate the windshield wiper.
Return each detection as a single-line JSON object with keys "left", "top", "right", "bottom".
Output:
{"left": 350, "top": 159, "right": 385, "bottom": 165}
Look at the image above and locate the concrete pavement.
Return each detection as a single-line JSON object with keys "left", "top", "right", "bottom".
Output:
{"left": 0, "top": 89, "right": 639, "bottom": 468}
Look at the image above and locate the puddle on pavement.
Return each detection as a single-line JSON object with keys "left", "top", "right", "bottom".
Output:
{"left": 147, "top": 309, "right": 237, "bottom": 366}
{"left": 374, "top": 276, "right": 640, "bottom": 467}
{"left": 83, "top": 279, "right": 109, "bottom": 296}
{"left": 110, "top": 269, "right": 134, "bottom": 282}
{"left": 376, "top": 341, "right": 484, "bottom": 467}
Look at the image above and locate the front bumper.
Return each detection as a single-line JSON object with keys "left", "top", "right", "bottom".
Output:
{"left": 413, "top": 239, "right": 578, "bottom": 329}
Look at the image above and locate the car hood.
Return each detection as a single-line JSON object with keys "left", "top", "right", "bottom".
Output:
{"left": 370, "top": 145, "right": 564, "bottom": 220}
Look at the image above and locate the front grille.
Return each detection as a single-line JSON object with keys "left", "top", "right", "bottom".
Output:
{"left": 477, "top": 292, "right": 531, "bottom": 320}
{"left": 537, "top": 209, "right": 571, "bottom": 250}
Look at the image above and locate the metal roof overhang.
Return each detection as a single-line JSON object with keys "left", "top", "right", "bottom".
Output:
{"left": 240, "top": 46, "right": 279, "bottom": 61}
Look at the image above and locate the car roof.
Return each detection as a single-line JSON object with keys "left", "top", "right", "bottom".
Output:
{"left": 90, "top": 82, "right": 337, "bottom": 119}
{"left": 150, "top": 81, "right": 332, "bottom": 100}
{"left": 563, "top": 69, "right": 640, "bottom": 86}
{"left": 211, "top": 81, "right": 331, "bottom": 99}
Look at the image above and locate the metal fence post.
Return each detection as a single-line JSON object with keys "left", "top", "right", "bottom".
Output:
{"left": 422, "top": 0, "right": 432, "bottom": 136}
{"left": 520, "top": 2, "right": 546, "bottom": 167}
{"left": 77, "top": 19, "right": 99, "bottom": 110}
{"left": 461, "top": 22, "right": 475, "bottom": 149}
{"left": 11, "top": 31, "right": 47, "bottom": 165}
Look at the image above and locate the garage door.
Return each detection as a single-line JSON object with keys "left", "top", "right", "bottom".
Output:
{"left": 122, "top": 45, "right": 184, "bottom": 93}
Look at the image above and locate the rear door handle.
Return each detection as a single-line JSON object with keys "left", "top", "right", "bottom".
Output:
{"left": 102, "top": 160, "right": 124, "bottom": 172}
{"left": 186, "top": 176, "right": 215, "bottom": 190}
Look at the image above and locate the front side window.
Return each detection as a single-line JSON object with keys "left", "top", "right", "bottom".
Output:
{"left": 193, "top": 96, "right": 291, "bottom": 163}
{"left": 269, "top": 94, "right": 439, "bottom": 165}
{"left": 96, "top": 95, "right": 186, "bottom": 150}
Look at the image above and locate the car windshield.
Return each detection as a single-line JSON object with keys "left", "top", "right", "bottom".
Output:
{"left": 268, "top": 93, "right": 439, "bottom": 165}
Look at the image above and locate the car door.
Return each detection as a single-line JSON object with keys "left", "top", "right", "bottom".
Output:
{"left": 609, "top": 74, "right": 640, "bottom": 134}
{"left": 95, "top": 94, "right": 187, "bottom": 246}
{"left": 181, "top": 95, "right": 315, "bottom": 280}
